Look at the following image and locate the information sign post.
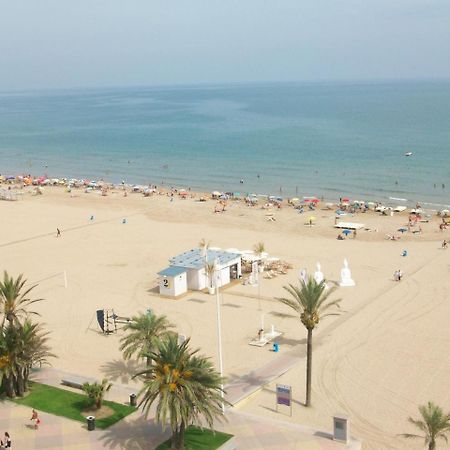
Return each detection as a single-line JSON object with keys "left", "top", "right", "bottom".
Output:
{"left": 276, "top": 384, "right": 292, "bottom": 416}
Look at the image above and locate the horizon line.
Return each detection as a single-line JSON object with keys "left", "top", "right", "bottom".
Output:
{"left": 1, "top": 76, "right": 450, "bottom": 96}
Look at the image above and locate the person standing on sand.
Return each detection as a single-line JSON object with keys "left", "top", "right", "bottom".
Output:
{"left": 56, "top": 228, "right": 61, "bottom": 237}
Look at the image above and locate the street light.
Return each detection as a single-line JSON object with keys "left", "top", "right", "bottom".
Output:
{"left": 214, "top": 259, "right": 225, "bottom": 414}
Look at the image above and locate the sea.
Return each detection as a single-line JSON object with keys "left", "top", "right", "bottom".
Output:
{"left": 0, "top": 81, "right": 449, "bottom": 208}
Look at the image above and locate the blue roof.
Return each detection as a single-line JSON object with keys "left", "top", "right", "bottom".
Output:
{"left": 170, "top": 248, "right": 241, "bottom": 270}
{"left": 158, "top": 266, "right": 187, "bottom": 277}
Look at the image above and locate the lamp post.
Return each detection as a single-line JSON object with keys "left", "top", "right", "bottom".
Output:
{"left": 214, "top": 259, "right": 225, "bottom": 414}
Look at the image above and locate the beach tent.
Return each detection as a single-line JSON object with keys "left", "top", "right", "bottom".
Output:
{"left": 211, "top": 191, "right": 221, "bottom": 199}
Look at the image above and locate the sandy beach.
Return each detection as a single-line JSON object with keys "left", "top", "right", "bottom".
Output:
{"left": 1, "top": 184, "right": 449, "bottom": 449}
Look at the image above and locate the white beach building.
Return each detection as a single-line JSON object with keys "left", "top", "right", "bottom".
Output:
{"left": 158, "top": 266, "right": 188, "bottom": 297}
{"left": 158, "top": 248, "right": 242, "bottom": 296}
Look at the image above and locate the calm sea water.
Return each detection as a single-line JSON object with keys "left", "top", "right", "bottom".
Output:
{"left": 0, "top": 81, "right": 449, "bottom": 207}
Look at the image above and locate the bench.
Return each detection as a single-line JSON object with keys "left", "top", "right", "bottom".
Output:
{"left": 61, "top": 376, "right": 88, "bottom": 390}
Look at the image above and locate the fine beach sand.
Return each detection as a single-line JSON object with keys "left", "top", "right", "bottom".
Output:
{"left": 1, "top": 186, "right": 449, "bottom": 450}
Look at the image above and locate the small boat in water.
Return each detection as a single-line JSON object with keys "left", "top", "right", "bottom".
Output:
{"left": 404, "top": 151, "right": 413, "bottom": 157}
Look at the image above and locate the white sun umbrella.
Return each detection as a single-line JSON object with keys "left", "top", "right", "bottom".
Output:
{"left": 209, "top": 246, "right": 221, "bottom": 251}
{"left": 260, "top": 252, "right": 269, "bottom": 259}
{"left": 242, "top": 254, "right": 259, "bottom": 262}
{"left": 225, "top": 248, "right": 241, "bottom": 254}
{"left": 266, "top": 257, "right": 280, "bottom": 262}
{"left": 241, "top": 250, "right": 254, "bottom": 255}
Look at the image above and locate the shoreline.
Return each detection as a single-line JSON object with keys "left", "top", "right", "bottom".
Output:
{"left": 2, "top": 169, "right": 450, "bottom": 211}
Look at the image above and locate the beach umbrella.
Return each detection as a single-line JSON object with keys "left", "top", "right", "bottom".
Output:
{"left": 311, "top": 198, "right": 319, "bottom": 204}
{"left": 225, "top": 248, "right": 241, "bottom": 254}
{"left": 398, "top": 227, "right": 408, "bottom": 233}
{"left": 342, "top": 229, "right": 351, "bottom": 236}
{"left": 308, "top": 216, "right": 316, "bottom": 221}
{"left": 342, "top": 197, "right": 350, "bottom": 202}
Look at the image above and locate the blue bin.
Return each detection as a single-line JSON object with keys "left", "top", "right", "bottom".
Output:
{"left": 273, "top": 342, "right": 279, "bottom": 353}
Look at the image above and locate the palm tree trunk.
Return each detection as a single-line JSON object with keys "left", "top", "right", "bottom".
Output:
{"left": 305, "top": 328, "right": 313, "bottom": 407}
{"left": 429, "top": 440, "right": 435, "bottom": 450}
{"left": 3, "top": 375, "right": 15, "bottom": 398}
{"left": 177, "top": 422, "right": 186, "bottom": 450}
{"left": 15, "top": 372, "right": 25, "bottom": 397}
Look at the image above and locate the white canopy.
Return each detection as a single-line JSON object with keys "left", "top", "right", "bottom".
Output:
{"left": 334, "top": 222, "right": 365, "bottom": 230}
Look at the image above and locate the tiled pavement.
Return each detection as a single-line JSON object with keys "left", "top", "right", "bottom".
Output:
{"left": 0, "top": 401, "right": 360, "bottom": 449}
{"left": 0, "top": 368, "right": 361, "bottom": 449}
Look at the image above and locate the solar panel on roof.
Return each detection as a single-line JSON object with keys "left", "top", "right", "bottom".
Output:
{"left": 169, "top": 248, "right": 240, "bottom": 269}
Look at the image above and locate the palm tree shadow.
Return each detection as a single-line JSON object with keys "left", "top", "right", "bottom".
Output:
{"left": 276, "top": 336, "right": 307, "bottom": 347}
{"left": 99, "top": 414, "right": 170, "bottom": 449}
{"left": 225, "top": 371, "right": 268, "bottom": 391}
{"left": 101, "top": 359, "right": 145, "bottom": 384}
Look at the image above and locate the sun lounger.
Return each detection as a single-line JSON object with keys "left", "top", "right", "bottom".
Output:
{"left": 249, "top": 338, "right": 269, "bottom": 347}
{"left": 249, "top": 330, "right": 283, "bottom": 347}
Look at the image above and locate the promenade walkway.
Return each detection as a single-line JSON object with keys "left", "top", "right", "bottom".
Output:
{"left": 0, "top": 367, "right": 361, "bottom": 449}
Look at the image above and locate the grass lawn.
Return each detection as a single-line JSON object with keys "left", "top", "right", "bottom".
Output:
{"left": 155, "top": 426, "right": 234, "bottom": 450}
{"left": 12, "top": 382, "right": 136, "bottom": 429}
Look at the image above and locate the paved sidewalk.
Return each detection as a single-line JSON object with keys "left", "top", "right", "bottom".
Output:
{"left": 0, "top": 400, "right": 360, "bottom": 449}
{"left": 226, "top": 353, "right": 301, "bottom": 405}
{"left": 0, "top": 367, "right": 361, "bottom": 449}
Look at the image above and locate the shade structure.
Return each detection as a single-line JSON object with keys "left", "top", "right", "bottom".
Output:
{"left": 225, "top": 248, "right": 241, "bottom": 254}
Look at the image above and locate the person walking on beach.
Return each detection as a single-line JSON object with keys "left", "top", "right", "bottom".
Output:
{"left": 30, "top": 409, "right": 40, "bottom": 429}
{"left": 442, "top": 240, "right": 448, "bottom": 249}
{"left": 1, "top": 432, "right": 12, "bottom": 448}
{"left": 56, "top": 228, "right": 61, "bottom": 238}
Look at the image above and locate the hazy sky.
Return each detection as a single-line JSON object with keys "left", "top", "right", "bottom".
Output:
{"left": 1, "top": 0, "right": 449, "bottom": 90}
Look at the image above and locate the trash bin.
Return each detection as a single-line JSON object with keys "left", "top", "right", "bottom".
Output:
{"left": 86, "top": 416, "right": 95, "bottom": 431}
{"left": 273, "top": 342, "right": 279, "bottom": 353}
{"left": 130, "top": 393, "right": 137, "bottom": 407}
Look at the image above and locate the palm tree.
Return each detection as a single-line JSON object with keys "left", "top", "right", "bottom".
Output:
{"left": 135, "top": 334, "right": 226, "bottom": 450}
{"left": 253, "top": 242, "right": 265, "bottom": 256}
{"left": 120, "top": 312, "right": 173, "bottom": 368}
{"left": 204, "top": 260, "right": 216, "bottom": 294}
{"left": 402, "top": 402, "right": 450, "bottom": 450}
{"left": 0, "top": 272, "right": 42, "bottom": 326}
{"left": 199, "top": 238, "right": 210, "bottom": 257}
{"left": 82, "top": 378, "right": 112, "bottom": 410}
{"left": 276, "top": 277, "right": 341, "bottom": 406}
{"left": 0, "top": 319, "right": 54, "bottom": 397}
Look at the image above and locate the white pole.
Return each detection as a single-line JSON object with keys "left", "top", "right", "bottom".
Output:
{"left": 63, "top": 270, "right": 67, "bottom": 288}
{"left": 215, "top": 260, "right": 225, "bottom": 414}
{"left": 258, "top": 278, "right": 262, "bottom": 311}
